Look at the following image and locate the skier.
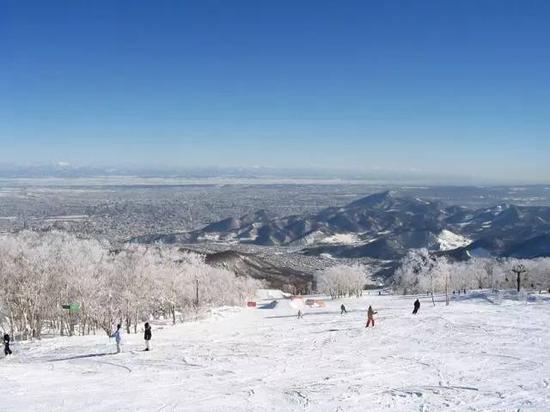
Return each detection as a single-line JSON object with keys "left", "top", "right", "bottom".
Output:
{"left": 3, "top": 333, "right": 12, "bottom": 356}
{"left": 109, "top": 324, "right": 123, "bottom": 353}
{"left": 144, "top": 322, "right": 152, "bottom": 351}
{"left": 412, "top": 299, "right": 420, "bottom": 315}
{"left": 340, "top": 304, "right": 347, "bottom": 315}
{"left": 365, "top": 305, "right": 377, "bottom": 328}
{"left": 297, "top": 310, "right": 303, "bottom": 319}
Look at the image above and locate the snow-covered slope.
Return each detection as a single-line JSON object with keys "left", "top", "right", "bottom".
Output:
{"left": 320, "top": 233, "right": 361, "bottom": 244}
{"left": 437, "top": 229, "right": 471, "bottom": 251}
{"left": 2, "top": 293, "right": 549, "bottom": 411}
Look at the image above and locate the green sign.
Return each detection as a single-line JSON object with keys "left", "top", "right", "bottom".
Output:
{"left": 62, "top": 303, "right": 80, "bottom": 313}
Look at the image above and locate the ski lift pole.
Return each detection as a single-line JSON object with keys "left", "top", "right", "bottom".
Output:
{"left": 512, "top": 264, "right": 527, "bottom": 292}
{"left": 195, "top": 278, "right": 199, "bottom": 308}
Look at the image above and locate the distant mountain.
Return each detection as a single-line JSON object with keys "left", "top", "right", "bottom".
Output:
{"left": 131, "top": 192, "right": 550, "bottom": 261}
{"left": 503, "top": 234, "right": 550, "bottom": 259}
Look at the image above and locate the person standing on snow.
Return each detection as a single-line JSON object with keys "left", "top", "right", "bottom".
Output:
{"left": 340, "top": 304, "right": 348, "bottom": 315}
{"left": 144, "top": 322, "right": 152, "bottom": 351}
{"left": 109, "top": 324, "right": 123, "bottom": 353}
{"left": 3, "top": 333, "right": 12, "bottom": 356}
{"left": 297, "top": 310, "right": 303, "bottom": 319}
{"left": 365, "top": 305, "right": 377, "bottom": 328}
{"left": 412, "top": 299, "right": 420, "bottom": 315}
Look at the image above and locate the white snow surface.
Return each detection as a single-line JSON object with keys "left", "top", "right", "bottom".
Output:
{"left": 320, "top": 233, "right": 361, "bottom": 244}
{"left": 2, "top": 293, "right": 550, "bottom": 411}
{"left": 437, "top": 229, "right": 472, "bottom": 251}
{"left": 255, "top": 289, "right": 290, "bottom": 300}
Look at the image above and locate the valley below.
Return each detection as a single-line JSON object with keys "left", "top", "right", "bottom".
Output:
{"left": 1, "top": 182, "right": 550, "bottom": 289}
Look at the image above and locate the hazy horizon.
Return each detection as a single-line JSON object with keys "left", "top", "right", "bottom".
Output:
{"left": 0, "top": 162, "right": 548, "bottom": 186}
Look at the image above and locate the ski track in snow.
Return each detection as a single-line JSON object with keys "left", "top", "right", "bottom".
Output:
{"left": 1, "top": 294, "right": 550, "bottom": 411}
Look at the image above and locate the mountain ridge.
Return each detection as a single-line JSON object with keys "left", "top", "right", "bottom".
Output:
{"left": 130, "top": 192, "right": 550, "bottom": 260}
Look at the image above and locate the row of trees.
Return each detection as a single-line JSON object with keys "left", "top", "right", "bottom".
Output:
{"left": 314, "top": 264, "right": 371, "bottom": 298}
{"left": 0, "top": 231, "right": 261, "bottom": 340}
{"left": 394, "top": 248, "right": 550, "bottom": 304}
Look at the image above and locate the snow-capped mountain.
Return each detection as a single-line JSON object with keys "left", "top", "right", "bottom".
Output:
{"left": 132, "top": 191, "right": 550, "bottom": 260}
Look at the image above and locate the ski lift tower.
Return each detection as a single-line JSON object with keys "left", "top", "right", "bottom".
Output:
{"left": 512, "top": 264, "right": 527, "bottom": 292}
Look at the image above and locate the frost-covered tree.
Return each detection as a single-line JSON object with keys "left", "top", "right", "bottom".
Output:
{"left": 394, "top": 250, "right": 550, "bottom": 299}
{"left": 394, "top": 249, "right": 441, "bottom": 305}
{"left": 0, "top": 231, "right": 261, "bottom": 340}
{"left": 314, "top": 264, "right": 369, "bottom": 298}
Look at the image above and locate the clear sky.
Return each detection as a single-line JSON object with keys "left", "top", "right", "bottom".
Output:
{"left": 1, "top": 0, "right": 549, "bottom": 183}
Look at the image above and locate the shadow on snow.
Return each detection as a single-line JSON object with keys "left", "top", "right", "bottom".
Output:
{"left": 49, "top": 352, "right": 114, "bottom": 362}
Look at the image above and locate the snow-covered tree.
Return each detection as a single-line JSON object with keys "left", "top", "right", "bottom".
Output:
{"left": 394, "top": 249, "right": 442, "bottom": 305}
{"left": 393, "top": 250, "right": 550, "bottom": 299}
{"left": 314, "top": 264, "right": 369, "bottom": 298}
{"left": 0, "top": 231, "right": 261, "bottom": 340}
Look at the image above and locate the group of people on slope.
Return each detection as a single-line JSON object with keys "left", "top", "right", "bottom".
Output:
{"left": 2, "top": 322, "right": 153, "bottom": 356}
{"left": 4, "top": 299, "right": 424, "bottom": 358}
{"left": 365, "top": 298, "right": 421, "bottom": 327}
{"left": 297, "top": 298, "right": 422, "bottom": 329}
{"left": 2, "top": 323, "right": 153, "bottom": 358}
{"left": 108, "top": 322, "right": 152, "bottom": 354}
{"left": 339, "top": 303, "right": 377, "bottom": 327}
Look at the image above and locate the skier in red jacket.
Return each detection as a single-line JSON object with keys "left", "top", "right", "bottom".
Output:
{"left": 365, "top": 305, "right": 377, "bottom": 327}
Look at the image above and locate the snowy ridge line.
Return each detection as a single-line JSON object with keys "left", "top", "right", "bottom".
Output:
{"left": 132, "top": 191, "right": 550, "bottom": 262}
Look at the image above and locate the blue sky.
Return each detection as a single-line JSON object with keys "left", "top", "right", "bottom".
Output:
{"left": 1, "top": 0, "right": 549, "bottom": 183}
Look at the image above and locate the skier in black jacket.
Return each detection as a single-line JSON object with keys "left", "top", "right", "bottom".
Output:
{"left": 3, "top": 333, "right": 12, "bottom": 356}
{"left": 144, "top": 323, "right": 152, "bottom": 351}
{"left": 340, "top": 304, "right": 348, "bottom": 315}
{"left": 412, "top": 299, "right": 420, "bottom": 315}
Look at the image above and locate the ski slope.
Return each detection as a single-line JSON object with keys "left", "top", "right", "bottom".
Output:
{"left": 1, "top": 292, "right": 550, "bottom": 411}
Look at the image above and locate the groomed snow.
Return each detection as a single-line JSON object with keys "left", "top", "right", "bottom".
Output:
{"left": 2, "top": 293, "right": 549, "bottom": 411}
